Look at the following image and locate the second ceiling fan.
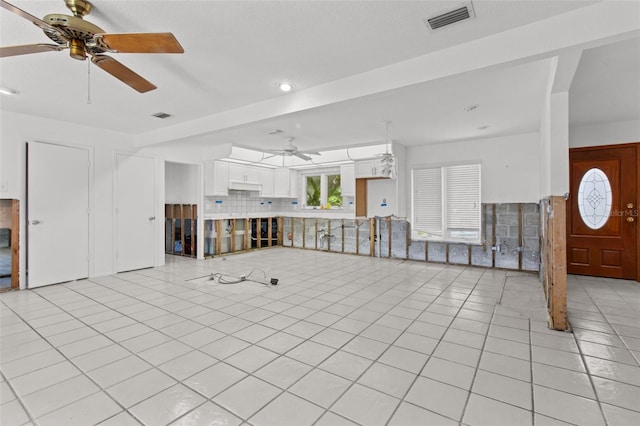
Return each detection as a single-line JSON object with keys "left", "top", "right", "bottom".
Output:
{"left": 0, "top": 0, "right": 184, "bottom": 93}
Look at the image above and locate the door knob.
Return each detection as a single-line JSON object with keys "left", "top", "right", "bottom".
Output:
{"left": 627, "top": 203, "right": 634, "bottom": 209}
{"left": 627, "top": 217, "right": 635, "bottom": 223}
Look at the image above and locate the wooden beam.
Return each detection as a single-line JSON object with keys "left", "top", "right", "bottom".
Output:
{"left": 215, "top": 220, "right": 222, "bottom": 256}
{"left": 277, "top": 217, "right": 283, "bottom": 246}
{"left": 370, "top": 218, "right": 375, "bottom": 257}
{"left": 355, "top": 220, "right": 360, "bottom": 255}
{"left": 406, "top": 221, "right": 410, "bottom": 260}
{"left": 302, "top": 218, "right": 306, "bottom": 249}
{"left": 518, "top": 203, "right": 523, "bottom": 270}
{"left": 491, "top": 204, "right": 497, "bottom": 267}
{"left": 192, "top": 204, "right": 197, "bottom": 258}
{"left": 387, "top": 217, "right": 392, "bottom": 258}
{"left": 549, "top": 196, "right": 568, "bottom": 331}
{"left": 244, "top": 218, "right": 250, "bottom": 251}
{"left": 11, "top": 200, "right": 19, "bottom": 290}
{"left": 230, "top": 219, "right": 236, "bottom": 252}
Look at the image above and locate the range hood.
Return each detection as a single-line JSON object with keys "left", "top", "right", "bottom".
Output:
{"left": 228, "top": 181, "right": 263, "bottom": 192}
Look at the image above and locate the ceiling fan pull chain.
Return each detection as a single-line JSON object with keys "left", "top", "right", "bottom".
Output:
{"left": 87, "top": 58, "right": 92, "bottom": 104}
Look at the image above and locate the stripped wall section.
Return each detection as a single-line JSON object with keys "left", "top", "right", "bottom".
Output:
{"left": 281, "top": 202, "right": 541, "bottom": 272}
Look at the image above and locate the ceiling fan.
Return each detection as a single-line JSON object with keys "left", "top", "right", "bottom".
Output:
{"left": 0, "top": 0, "right": 184, "bottom": 93}
{"left": 266, "top": 138, "right": 321, "bottom": 161}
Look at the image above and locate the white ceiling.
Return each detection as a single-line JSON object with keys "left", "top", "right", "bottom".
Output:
{"left": 1, "top": 0, "right": 638, "bottom": 154}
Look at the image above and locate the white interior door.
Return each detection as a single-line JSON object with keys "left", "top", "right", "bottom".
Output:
{"left": 28, "top": 142, "right": 89, "bottom": 288}
{"left": 116, "top": 153, "right": 156, "bottom": 272}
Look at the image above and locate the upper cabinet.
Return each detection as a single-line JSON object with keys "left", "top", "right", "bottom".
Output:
{"left": 204, "top": 160, "right": 229, "bottom": 196}
{"left": 354, "top": 158, "right": 393, "bottom": 179}
{"left": 340, "top": 164, "right": 355, "bottom": 196}
{"left": 274, "top": 168, "right": 291, "bottom": 197}
{"left": 274, "top": 168, "right": 300, "bottom": 198}
{"left": 205, "top": 161, "right": 297, "bottom": 198}
{"left": 228, "top": 163, "right": 261, "bottom": 184}
{"left": 260, "top": 167, "right": 275, "bottom": 197}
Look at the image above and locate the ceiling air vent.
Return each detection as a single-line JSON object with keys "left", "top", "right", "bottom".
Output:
{"left": 152, "top": 112, "right": 171, "bottom": 119}
{"left": 425, "top": 2, "right": 474, "bottom": 30}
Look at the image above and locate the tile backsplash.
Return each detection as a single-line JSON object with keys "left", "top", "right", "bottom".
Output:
{"left": 204, "top": 190, "right": 297, "bottom": 215}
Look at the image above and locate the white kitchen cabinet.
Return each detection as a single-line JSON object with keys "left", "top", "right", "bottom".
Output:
{"left": 354, "top": 158, "right": 393, "bottom": 178}
{"left": 340, "top": 164, "right": 355, "bottom": 196}
{"left": 228, "top": 163, "right": 261, "bottom": 184}
{"left": 245, "top": 165, "right": 261, "bottom": 183}
{"left": 290, "top": 169, "right": 300, "bottom": 198}
{"left": 228, "top": 163, "right": 245, "bottom": 182}
{"left": 204, "top": 160, "right": 229, "bottom": 196}
{"left": 260, "top": 167, "right": 275, "bottom": 197}
{"left": 227, "top": 162, "right": 264, "bottom": 191}
{"left": 274, "top": 168, "right": 291, "bottom": 197}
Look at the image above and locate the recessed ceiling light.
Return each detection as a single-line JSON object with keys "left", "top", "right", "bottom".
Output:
{"left": 464, "top": 104, "right": 479, "bottom": 112}
{"left": 478, "top": 125, "right": 490, "bottom": 130}
{"left": 268, "top": 129, "right": 283, "bottom": 135}
{"left": 276, "top": 82, "right": 294, "bottom": 92}
{"left": 152, "top": 112, "right": 172, "bottom": 119}
{"left": 0, "top": 87, "right": 18, "bottom": 96}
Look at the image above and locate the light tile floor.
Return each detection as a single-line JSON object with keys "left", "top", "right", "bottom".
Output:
{"left": 1, "top": 248, "right": 639, "bottom": 426}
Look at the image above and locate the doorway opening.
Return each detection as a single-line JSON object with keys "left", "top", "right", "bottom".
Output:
{"left": 0, "top": 199, "right": 20, "bottom": 291}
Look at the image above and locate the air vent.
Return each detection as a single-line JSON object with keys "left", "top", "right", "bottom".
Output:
{"left": 425, "top": 2, "right": 474, "bottom": 30}
{"left": 152, "top": 112, "right": 171, "bottom": 119}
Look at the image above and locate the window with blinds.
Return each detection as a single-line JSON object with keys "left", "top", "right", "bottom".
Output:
{"left": 412, "top": 163, "right": 481, "bottom": 242}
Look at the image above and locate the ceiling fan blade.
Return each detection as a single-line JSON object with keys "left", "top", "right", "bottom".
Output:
{"left": 293, "top": 152, "right": 312, "bottom": 161}
{"left": 263, "top": 154, "right": 280, "bottom": 160}
{"left": 91, "top": 55, "right": 157, "bottom": 93}
{"left": 0, "top": 43, "right": 63, "bottom": 58}
{"left": 0, "top": 0, "right": 65, "bottom": 36}
{"left": 300, "top": 150, "right": 321, "bottom": 156}
{"left": 95, "top": 33, "right": 184, "bottom": 53}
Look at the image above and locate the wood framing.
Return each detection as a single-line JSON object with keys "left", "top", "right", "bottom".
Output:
{"left": 215, "top": 219, "right": 222, "bottom": 256}
{"left": 386, "top": 217, "right": 392, "bottom": 258}
{"left": 369, "top": 218, "right": 375, "bottom": 257}
{"left": 244, "top": 218, "right": 250, "bottom": 251}
{"left": 355, "top": 220, "right": 360, "bottom": 255}
{"left": 230, "top": 219, "right": 236, "bottom": 252}
{"left": 548, "top": 196, "right": 568, "bottom": 330}
{"left": 518, "top": 203, "right": 523, "bottom": 271}
{"left": 11, "top": 200, "right": 19, "bottom": 289}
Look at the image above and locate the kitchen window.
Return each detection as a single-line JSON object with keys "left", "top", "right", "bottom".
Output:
{"left": 411, "top": 163, "right": 481, "bottom": 242}
{"left": 304, "top": 171, "right": 343, "bottom": 208}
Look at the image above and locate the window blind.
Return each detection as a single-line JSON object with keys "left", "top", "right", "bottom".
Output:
{"left": 446, "top": 164, "right": 480, "bottom": 230}
{"left": 412, "top": 168, "right": 442, "bottom": 236}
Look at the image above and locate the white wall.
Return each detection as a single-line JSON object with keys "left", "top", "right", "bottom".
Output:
{"left": 367, "top": 179, "right": 398, "bottom": 218}
{"left": 406, "top": 132, "right": 541, "bottom": 205}
{"left": 0, "top": 111, "right": 136, "bottom": 285}
{"left": 570, "top": 119, "right": 640, "bottom": 148}
{"left": 165, "top": 162, "right": 200, "bottom": 204}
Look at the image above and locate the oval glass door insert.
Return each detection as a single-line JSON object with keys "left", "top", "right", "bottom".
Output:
{"left": 577, "top": 168, "right": 612, "bottom": 230}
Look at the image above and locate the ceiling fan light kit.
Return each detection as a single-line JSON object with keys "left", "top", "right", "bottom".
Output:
{"left": 0, "top": 0, "right": 184, "bottom": 93}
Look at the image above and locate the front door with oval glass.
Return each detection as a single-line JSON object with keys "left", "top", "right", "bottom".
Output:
{"left": 567, "top": 144, "right": 637, "bottom": 279}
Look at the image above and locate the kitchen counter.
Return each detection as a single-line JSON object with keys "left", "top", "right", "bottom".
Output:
{"left": 203, "top": 210, "right": 357, "bottom": 220}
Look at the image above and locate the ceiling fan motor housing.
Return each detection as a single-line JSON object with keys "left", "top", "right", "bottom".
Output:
{"left": 42, "top": 13, "right": 106, "bottom": 59}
